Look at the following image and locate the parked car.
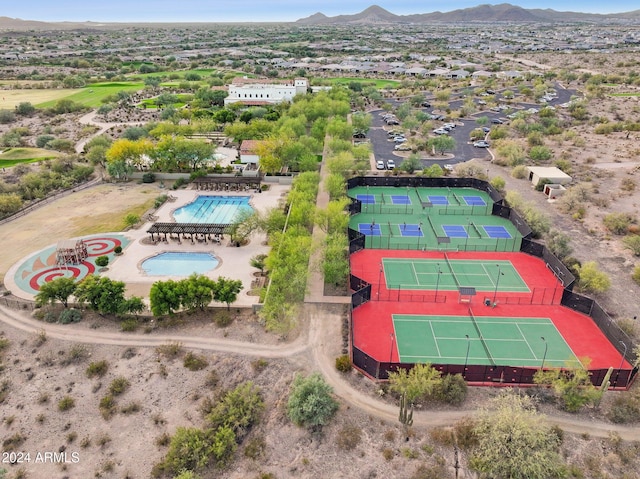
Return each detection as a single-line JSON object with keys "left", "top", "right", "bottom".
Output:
{"left": 443, "top": 164, "right": 454, "bottom": 171}
{"left": 482, "top": 127, "right": 491, "bottom": 133}
{"left": 421, "top": 101, "right": 431, "bottom": 107}
{"left": 386, "top": 159, "right": 396, "bottom": 169}
{"left": 491, "top": 118, "right": 503, "bottom": 124}
{"left": 394, "top": 137, "right": 407, "bottom": 143}
{"left": 473, "top": 140, "right": 491, "bottom": 148}
{"left": 376, "top": 160, "right": 385, "bottom": 170}
{"left": 394, "top": 144, "right": 411, "bottom": 151}
{"left": 433, "top": 128, "right": 448, "bottom": 135}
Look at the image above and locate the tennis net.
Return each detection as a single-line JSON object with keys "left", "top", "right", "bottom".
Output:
{"left": 442, "top": 251, "right": 460, "bottom": 287}
{"left": 470, "top": 222, "right": 483, "bottom": 238}
{"left": 468, "top": 307, "right": 495, "bottom": 366}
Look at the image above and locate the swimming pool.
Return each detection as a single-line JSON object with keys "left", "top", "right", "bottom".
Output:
{"left": 173, "top": 195, "right": 253, "bottom": 224}
{"left": 141, "top": 252, "right": 219, "bottom": 276}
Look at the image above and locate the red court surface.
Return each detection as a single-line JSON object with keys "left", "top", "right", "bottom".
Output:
{"left": 351, "top": 249, "right": 629, "bottom": 371}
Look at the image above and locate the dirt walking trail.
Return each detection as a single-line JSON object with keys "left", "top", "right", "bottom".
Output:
{"left": 0, "top": 303, "right": 636, "bottom": 440}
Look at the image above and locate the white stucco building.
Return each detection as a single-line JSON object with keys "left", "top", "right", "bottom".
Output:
{"left": 224, "top": 77, "right": 308, "bottom": 106}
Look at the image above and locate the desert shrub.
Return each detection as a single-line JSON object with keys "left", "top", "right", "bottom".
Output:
{"left": 142, "top": 172, "right": 155, "bottom": 183}
{"left": 287, "top": 373, "right": 338, "bottom": 429}
{"left": 120, "top": 318, "right": 138, "bottom": 332}
{"left": 607, "top": 392, "right": 640, "bottom": 423}
{"left": 36, "top": 134, "right": 55, "bottom": 148}
{"left": 114, "top": 245, "right": 123, "bottom": 254}
{"left": 154, "top": 194, "right": 168, "bottom": 208}
{"left": 184, "top": 352, "right": 209, "bottom": 371}
{"left": 244, "top": 435, "right": 266, "bottom": 459}
{"left": 511, "top": 164, "right": 529, "bottom": 178}
{"left": 433, "top": 373, "right": 467, "bottom": 405}
{"left": 335, "top": 354, "right": 352, "bottom": 373}
{"left": 577, "top": 261, "right": 611, "bottom": 294}
{"left": 213, "top": 310, "right": 233, "bottom": 327}
{"left": 411, "top": 463, "right": 449, "bottom": 479}
{"left": 489, "top": 176, "right": 506, "bottom": 192}
{"left": 64, "top": 344, "right": 89, "bottom": 364}
{"left": 99, "top": 395, "right": 117, "bottom": 420}
{"left": 120, "top": 401, "right": 141, "bottom": 415}
{"left": 623, "top": 235, "right": 640, "bottom": 256}
{"left": 204, "top": 370, "right": 220, "bottom": 389}
{"left": 59, "top": 308, "right": 82, "bottom": 324}
{"left": 336, "top": 424, "right": 362, "bottom": 451}
{"left": 58, "top": 396, "right": 75, "bottom": 411}
{"left": 382, "top": 448, "right": 394, "bottom": 460}
{"left": 0, "top": 109, "right": 16, "bottom": 124}
{"left": 603, "top": 213, "right": 636, "bottom": 235}
{"left": 632, "top": 266, "right": 640, "bottom": 285}
{"left": 2, "top": 432, "right": 26, "bottom": 451}
{"left": 108, "top": 376, "right": 130, "bottom": 396}
{"left": 86, "top": 360, "right": 109, "bottom": 378}
{"left": 156, "top": 342, "right": 184, "bottom": 358}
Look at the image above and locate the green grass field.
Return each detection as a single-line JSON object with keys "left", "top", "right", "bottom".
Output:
{"left": 36, "top": 82, "right": 145, "bottom": 108}
{"left": 0, "top": 148, "right": 60, "bottom": 167}
{"left": 323, "top": 77, "right": 400, "bottom": 89}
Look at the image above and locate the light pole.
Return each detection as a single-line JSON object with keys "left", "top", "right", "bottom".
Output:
{"left": 492, "top": 264, "right": 504, "bottom": 304}
{"left": 434, "top": 264, "right": 442, "bottom": 302}
{"left": 614, "top": 340, "right": 628, "bottom": 387}
{"left": 465, "top": 218, "right": 470, "bottom": 251}
{"left": 464, "top": 334, "right": 470, "bottom": 379}
{"left": 417, "top": 222, "right": 423, "bottom": 250}
{"left": 540, "top": 336, "right": 548, "bottom": 370}
{"left": 389, "top": 333, "right": 395, "bottom": 365}
{"left": 377, "top": 263, "right": 383, "bottom": 301}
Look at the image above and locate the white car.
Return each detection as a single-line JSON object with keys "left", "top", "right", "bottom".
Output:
{"left": 386, "top": 159, "right": 395, "bottom": 169}
{"left": 394, "top": 144, "right": 411, "bottom": 151}
{"left": 433, "top": 128, "right": 448, "bottom": 135}
{"left": 376, "top": 160, "right": 385, "bottom": 170}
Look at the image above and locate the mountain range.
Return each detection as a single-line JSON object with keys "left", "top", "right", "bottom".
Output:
{"left": 296, "top": 3, "right": 640, "bottom": 24}
{"left": 1, "top": 3, "right": 640, "bottom": 30}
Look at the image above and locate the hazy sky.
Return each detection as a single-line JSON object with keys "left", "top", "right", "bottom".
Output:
{"left": 6, "top": 1, "right": 638, "bottom": 22}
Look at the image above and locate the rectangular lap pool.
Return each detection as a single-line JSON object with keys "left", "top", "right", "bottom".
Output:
{"left": 172, "top": 196, "right": 253, "bottom": 224}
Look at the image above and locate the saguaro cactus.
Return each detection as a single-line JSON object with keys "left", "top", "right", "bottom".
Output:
{"left": 399, "top": 391, "right": 413, "bottom": 428}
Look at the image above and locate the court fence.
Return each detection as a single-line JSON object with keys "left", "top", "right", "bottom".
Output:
{"left": 351, "top": 346, "right": 627, "bottom": 386}
{"left": 351, "top": 231, "right": 521, "bottom": 253}
{"left": 348, "top": 176, "right": 639, "bottom": 388}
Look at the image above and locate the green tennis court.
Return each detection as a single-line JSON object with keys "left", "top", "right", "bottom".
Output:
{"left": 393, "top": 313, "right": 580, "bottom": 367}
{"left": 382, "top": 258, "right": 529, "bottom": 292}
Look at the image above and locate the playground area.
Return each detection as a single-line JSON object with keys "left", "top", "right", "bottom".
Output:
{"left": 4, "top": 185, "right": 288, "bottom": 306}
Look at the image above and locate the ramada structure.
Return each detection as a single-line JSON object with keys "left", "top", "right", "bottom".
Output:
{"left": 224, "top": 77, "right": 308, "bottom": 106}
{"left": 347, "top": 176, "right": 637, "bottom": 388}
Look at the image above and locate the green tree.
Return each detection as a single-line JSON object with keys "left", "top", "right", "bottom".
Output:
{"left": 577, "top": 261, "right": 611, "bottom": 294}
{"left": 546, "top": 229, "right": 572, "bottom": 259}
{"left": 35, "top": 277, "right": 77, "bottom": 308}
{"left": 324, "top": 172, "right": 346, "bottom": 200}
{"left": 150, "top": 279, "right": 182, "bottom": 316}
{"left": 428, "top": 135, "right": 456, "bottom": 155}
{"left": 207, "top": 382, "right": 264, "bottom": 438}
{"left": 250, "top": 254, "right": 267, "bottom": 276}
{"left": 162, "top": 427, "right": 218, "bottom": 473}
{"left": 74, "top": 275, "right": 128, "bottom": 315}
{"left": 534, "top": 365, "right": 602, "bottom": 412}
{"left": 95, "top": 256, "right": 109, "bottom": 268}
{"left": 212, "top": 277, "right": 243, "bottom": 310}
{"left": 179, "top": 274, "right": 215, "bottom": 311}
{"left": 469, "top": 389, "right": 565, "bottom": 479}
{"left": 388, "top": 363, "right": 442, "bottom": 403}
{"left": 315, "top": 198, "right": 349, "bottom": 235}
{"left": 323, "top": 232, "right": 349, "bottom": 286}
{"left": 529, "top": 145, "right": 552, "bottom": 163}
{"left": 287, "top": 373, "right": 338, "bottom": 430}
{"left": 399, "top": 154, "right": 423, "bottom": 174}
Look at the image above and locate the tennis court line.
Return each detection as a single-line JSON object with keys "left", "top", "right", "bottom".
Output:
{"left": 516, "top": 323, "right": 537, "bottom": 359}
{"left": 480, "top": 263, "right": 496, "bottom": 288}
{"left": 430, "top": 321, "right": 442, "bottom": 358}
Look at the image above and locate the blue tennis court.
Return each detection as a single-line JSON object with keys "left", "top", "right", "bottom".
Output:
{"left": 483, "top": 225, "right": 512, "bottom": 239}
{"left": 463, "top": 196, "right": 487, "bottom": 206}
{"left": 428, "top": 195, "right": 449, "bottom": 205}
{"left": 391, "top": 195, "right": 411, "bottom": 205}
{"left": 357, "top": 194, "right": 376, "bottom": 204}
{"left": 399, "top": 223, "right": 424, "bottom": 237}
{"left": 358, "top": 223, "right": 382, "bottom": 235}
{"left": 442, "top": 224, "right": 468, "bottom": 238}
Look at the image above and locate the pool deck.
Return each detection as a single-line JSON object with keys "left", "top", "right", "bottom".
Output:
{"left": 5, "top": 185, "right": 290, "bottom": 308}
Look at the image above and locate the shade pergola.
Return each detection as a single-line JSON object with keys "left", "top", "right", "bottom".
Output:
{"left": 192, "top": 176, "right": 262, "bottom": 191}
{"left": 146, "top": 223, "right": 232, "bottom": 244}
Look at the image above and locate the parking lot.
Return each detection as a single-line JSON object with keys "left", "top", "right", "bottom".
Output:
{"left": 364, "top": 83, "right": 576, "bottom": 172}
